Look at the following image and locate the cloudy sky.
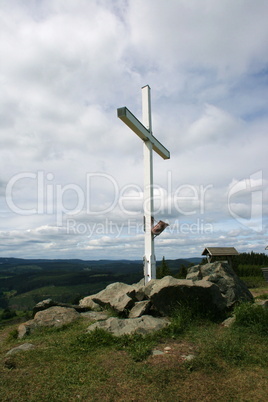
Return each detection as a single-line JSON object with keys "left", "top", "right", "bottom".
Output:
{"left": 1, "top": 0, "right": 267, "bottom": 261}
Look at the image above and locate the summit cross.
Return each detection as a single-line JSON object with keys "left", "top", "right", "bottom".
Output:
{"left": 117, "top": 85, "right": 170, "bottom": 283}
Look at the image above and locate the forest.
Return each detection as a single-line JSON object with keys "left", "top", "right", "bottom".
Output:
{"left": 0, "top": 252, "right": 267, "bottom": 318}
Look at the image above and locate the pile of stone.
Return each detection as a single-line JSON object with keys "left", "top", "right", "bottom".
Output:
{"left": 186, "top": 261, "right": 253, "bottom": 308}
{"left": 16, "top": 262, "right": 253, "bottom": 339}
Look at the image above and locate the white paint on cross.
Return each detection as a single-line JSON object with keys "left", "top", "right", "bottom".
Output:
{"left": 117, "top": 85, "right": 170, "bottom": 283}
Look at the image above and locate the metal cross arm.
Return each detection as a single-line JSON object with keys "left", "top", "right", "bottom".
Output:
{"left": 117, "top": 106, "right": 170, "bottom": 160}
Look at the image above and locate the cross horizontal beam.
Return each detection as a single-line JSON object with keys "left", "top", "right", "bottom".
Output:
{"left": 117, "top": 107, "right": 170, "bottom": 160}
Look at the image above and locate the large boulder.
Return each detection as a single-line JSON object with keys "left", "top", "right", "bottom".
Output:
{"left": 89, "top": 282, "right": 137, "bottom": 314}
{"left": 87, "top": 315, "right": 170, "bottom": 336}
{"left": 18, "top": 306, "right": 80, "bottom": 339}
{"left": 186, "top": 262, "right": 253, "bottom": 308}
{"left": 79, "top": 262, "right": 251, "bottom": 321}
{"left": 144, "top": 276, "right": 226, "bottom": 316}
{"left": 34, "top": 306, "right": 80, "bottom": 326}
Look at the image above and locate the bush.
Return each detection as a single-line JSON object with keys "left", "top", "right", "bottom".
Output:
{"left": 7, "top": 329, "right": 18, "bottom": 341}
{"left": 0, "top": 309, "right": 17, "bottom": 320}
{"left": 164, "top": 304, "right": 195, "bottom": 337}
{"left": 234, "top": 302, "right": 268, "bottom": 335}
{"left": 117, "top": 333, "right": 157, "bottom": 361}
{"left": 74, "top": 328, "right": 116, "bottom": 350}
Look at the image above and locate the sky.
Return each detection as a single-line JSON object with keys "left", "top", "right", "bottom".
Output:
{"left": 0, "top": 0, "right": 268, "bottom": 261}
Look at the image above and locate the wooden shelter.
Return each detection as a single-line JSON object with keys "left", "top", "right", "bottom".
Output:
{"left": 262, "top": 267, "right": 268, "bottom": 282}
{"left": 202, "top": 247, "right": 239, "bottom": 269}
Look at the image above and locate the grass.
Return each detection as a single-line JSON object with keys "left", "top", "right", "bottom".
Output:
{"left": 255, "top": 293, "right": 268, "bottom": 300}
{"left": 241, "top": 276, "right": 268, "bottom": 288}
{"left": 234, "top": 301, "right": 268, "bottom": 335}
{"left": 1, "top": 298, "right": 268, "bottom": 401}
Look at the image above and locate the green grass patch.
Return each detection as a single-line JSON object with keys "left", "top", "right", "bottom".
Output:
{"left": 73, "top": 328, "right": 159, "bottom": 362}
{"left": 255, "top": 293, "right": 268, "bottom": 300}
{"left": 72, "top": 303, "right": 217, "bottom": 362}
{"left": 242, "top": 276, "right": 267, "bottom": 288}
{"left": 233, "top": 302, "right": 268, "bottom": 335}
{"left": 1, "top": 300, "right": 268, "bottom": 401}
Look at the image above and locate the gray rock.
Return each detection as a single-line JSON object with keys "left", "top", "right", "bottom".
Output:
{"left": 79, "top": 295, "right": 102, "bottom": 311}
{"left": 186, "top": 262, "right": 253, "bottom": 308}
{"left": 79, "top": 262, "right": 251, "bottom": 324}
{"left": 128, "top": 300, "right": 151, "bottom": 318}
{"left": 255, "top": 300, "right": 268, "bottom": 309}
{"left": 34, "top": 306, "right": 80, "bottom": 325}
{"left": 80, "top": 311, "right": 110, "bottom": 321}
{"left": 87, "top": 315, "right": 170, "bottom": 336}
{"left": 144, "top": 276, "right": 226, "bottom": 316}
{"left": 6, "top": 343, "right": 35, "bottom": 356}
{"left": 221, "top": 316, "right": 236, "bottom": 327}
{"left": 91, "top": 282, "right": 136, "bottom": 314}
{"left": 33, "top": 299, "right": 56, "bottom": 315}
{"left": 33, "top": 299, "right": 91, "bottom": 314}
{"left": 18, "top": 306, "right": 80, "bottom": 339}
{"left": 183, "top": 354, "right": 195, "bottom": 362}
{"left": 17, "top": 320, "right": 38, "bottom": 339}
{"left": 152, "top": 349, "right": 165, "bottom": 356}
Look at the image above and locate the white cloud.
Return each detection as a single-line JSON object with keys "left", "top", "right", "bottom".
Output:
{"left": 0, "top": 0, "right": 267, "bottom": 260}
{"left": 128, "top": 0, "right": 268, "bottom": 76}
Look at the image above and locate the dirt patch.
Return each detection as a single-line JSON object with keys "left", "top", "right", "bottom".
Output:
{"left": 148, "top": 339, "right": 197, "bottom": 367}
{"left": 250, "top": 290, "right": 268, "bottom": 298}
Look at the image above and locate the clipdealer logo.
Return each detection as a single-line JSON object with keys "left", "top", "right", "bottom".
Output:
{"left": 228, "top": 171, "right": 263, "bottom": 232}
{"left": 5, "top": 170, "right": 213, "bottom": 227}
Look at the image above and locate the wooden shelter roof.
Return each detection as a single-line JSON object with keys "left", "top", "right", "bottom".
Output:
{"left": 202, "top": 247, "right": 239, "bottom": 257}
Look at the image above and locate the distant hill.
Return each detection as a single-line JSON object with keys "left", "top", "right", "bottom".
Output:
{"left": 0, "top": 257, "right": 202, "bottom": 274}
{"left": 0, "top": 257, "right": 202, "bottom": 312}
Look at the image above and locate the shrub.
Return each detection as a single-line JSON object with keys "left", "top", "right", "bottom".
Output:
{"left": 116, "top": 333, "right": 157, "bottom": 361}
{"left": 75, "top": 328, "right": 116, "bottom": 350}
{"left": 234, "top": 302, "right": 268, "bottom": 335}
{"left": 7, "top": 329, "right": 18, "bottom": 341}
{"left": 0, "top": 309, "right": 17, "bottom": 320}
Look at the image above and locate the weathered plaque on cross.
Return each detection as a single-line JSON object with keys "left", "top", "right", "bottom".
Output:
{"left": 117, "top": 85, "right": 170, "bottom": 283}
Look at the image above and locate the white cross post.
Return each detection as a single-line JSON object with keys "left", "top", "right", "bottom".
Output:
{"left": 117, "top": 85, "right": 170, "bottom": 283}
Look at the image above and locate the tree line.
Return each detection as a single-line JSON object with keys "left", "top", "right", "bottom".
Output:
{"left": 157, "top": 252, "right": 268, "bottom": 279}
